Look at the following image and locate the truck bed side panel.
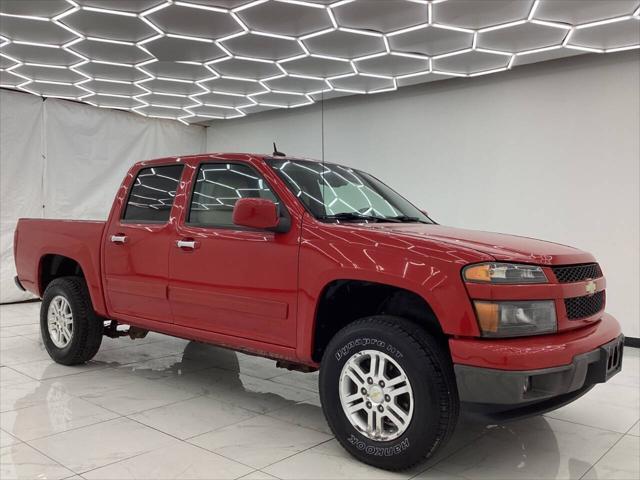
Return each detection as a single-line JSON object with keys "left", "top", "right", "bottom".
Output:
{"left": 15, "top": 219, "right": 107, "bottom": 316}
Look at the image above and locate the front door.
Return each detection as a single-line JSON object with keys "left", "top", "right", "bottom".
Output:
{"left": 103, "top": 164, "right": 184, "bottom": 322}
{"left": 168, "top": 161, "right": 299, "bottom": 347}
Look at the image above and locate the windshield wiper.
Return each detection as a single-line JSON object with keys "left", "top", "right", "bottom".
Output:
{"left": 389, "top": 215, "right": 431, "bottom": 224}
{"left": 320, "top": 212, "right": 401, "bottom": 223}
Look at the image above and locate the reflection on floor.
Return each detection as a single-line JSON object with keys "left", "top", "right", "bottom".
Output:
{"left": 0, "top": 301, "right": 638, "bottom": 480}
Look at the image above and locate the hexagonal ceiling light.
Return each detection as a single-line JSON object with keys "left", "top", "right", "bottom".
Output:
{"left": 0, "top": 0, "right": 638, "bottom": 124}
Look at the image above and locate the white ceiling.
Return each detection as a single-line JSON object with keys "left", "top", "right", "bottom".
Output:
{"left": 1, "top": 0, "right": 639, "bottom": 124}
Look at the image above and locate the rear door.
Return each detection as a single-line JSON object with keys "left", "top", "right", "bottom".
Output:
{"left": 167, "top": 160, "right": 300, "bottom": 347}
{"left": 103, "top": 164, "right": 184, "bottom": 322}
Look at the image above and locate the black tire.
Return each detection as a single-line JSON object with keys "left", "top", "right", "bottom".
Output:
{"left": 40, "top": 276, "right": 103, "bottom": 365}
{"left": 319, "top": 315, "right": 459, "bottom": 471}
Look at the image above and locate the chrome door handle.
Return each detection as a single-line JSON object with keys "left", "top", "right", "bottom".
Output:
{"left": 110, "top": 235, "right": 127, "bottom": 244}
{"left": 176, "top": 240, "right": 197, "bottom": 249}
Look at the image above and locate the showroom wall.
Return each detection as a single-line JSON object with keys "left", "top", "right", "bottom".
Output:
{"left": 207, "top": 51, "right": 640, "bottom": 338}
{"left": 0, "top": 90, "right": 207, "bottom": 303}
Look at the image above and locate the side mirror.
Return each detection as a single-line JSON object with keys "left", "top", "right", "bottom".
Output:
{"left": 232, "top": 198, "right": 290, "bottom": 233}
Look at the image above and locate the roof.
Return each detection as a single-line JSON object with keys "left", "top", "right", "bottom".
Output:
{"left": 134, "top": 152, "right": 324, "bottom": 167}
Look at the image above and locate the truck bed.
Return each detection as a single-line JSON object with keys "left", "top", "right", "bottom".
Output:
{"left": 14, "top": 218, "right": 107, "bottom": 315}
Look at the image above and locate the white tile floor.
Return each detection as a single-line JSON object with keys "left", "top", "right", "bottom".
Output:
{"left": 0, "top": 301, "right": 638, "bottom": 480}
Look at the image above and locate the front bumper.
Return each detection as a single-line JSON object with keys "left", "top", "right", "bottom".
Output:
{"left": 450, "top": 312, "right": 622, "bottom": 370}
{"left": 455, "top": 334, "right": 624, "bottom": 405}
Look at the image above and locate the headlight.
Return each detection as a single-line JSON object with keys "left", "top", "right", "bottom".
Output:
{"left": 474, "top": 300, "right": 557, "bottom": 337}
{"left": 463, "top": 262, "right": 547, "bottom": 284}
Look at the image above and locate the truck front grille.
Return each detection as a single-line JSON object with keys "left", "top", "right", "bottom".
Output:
{"left": 565, "top": 290, "right": 605, "bottom": 319}
{"left": 552, "top": 263, "right": 602, "bottom": 283}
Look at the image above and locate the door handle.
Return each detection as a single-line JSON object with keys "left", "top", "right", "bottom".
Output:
{"left": 176, "top": 239, "right": 198, "bottom": 250}
{"left": 110, "top": 234, "right": 128, "bottom": 244}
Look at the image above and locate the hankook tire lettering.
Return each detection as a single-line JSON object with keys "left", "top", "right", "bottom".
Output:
{"left": 335, "top": 337, "right": 404, "bottom": 361}
{"left": 347, "top": 434, "right": 410, "bottom": 456}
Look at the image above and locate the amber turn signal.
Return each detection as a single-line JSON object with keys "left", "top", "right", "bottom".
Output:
{"left": 463, "top": 262, "right": 548, "bottom": 284}
{"left": 464, "top": 264, "right": 492, "bottom": 282}
{"left": 473, "top": 301, "right": 499, "bottom": 333}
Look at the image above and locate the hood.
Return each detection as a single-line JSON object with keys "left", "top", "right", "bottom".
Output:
{"left": 356, "top": 223, "right": 595, "bottom": 266}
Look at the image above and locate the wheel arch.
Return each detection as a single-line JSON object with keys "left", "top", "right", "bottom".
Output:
{"left": 310, "top": 279, "right": 447, "bottom": 363}
{"left": 39, "top": 254, "right": 85, "bottom": 294}
{"left": 38, "top": 253, "right": 102, "bottom": 313}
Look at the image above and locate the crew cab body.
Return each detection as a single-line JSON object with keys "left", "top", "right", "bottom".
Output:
{"left": 14, "top": 152, "right": 623, "bottom": 423}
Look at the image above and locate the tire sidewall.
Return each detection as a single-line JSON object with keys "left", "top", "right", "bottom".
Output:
{"left": 40, "top": 280, "right": 84, "bottom": 363}
{"left": 320, "top": 319, "right": 447, "bottom": 468}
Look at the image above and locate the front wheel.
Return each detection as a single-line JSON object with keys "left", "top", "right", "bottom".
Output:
{"left": 40, "top": 277, "right": 103, "bottom": 365}
{"left": 319, "top": 315, "right": 459, "bottom": 471}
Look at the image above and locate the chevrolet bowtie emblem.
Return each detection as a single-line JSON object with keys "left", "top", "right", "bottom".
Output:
{"left": 585, "top": 280, "right": 597, "bottom": 295}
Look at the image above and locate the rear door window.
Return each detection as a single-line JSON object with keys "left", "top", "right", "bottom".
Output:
{"left": 122, "top": 165, "right": 184, "bottom": 223}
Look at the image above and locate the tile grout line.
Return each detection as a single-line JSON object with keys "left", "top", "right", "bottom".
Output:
{"left": 2, "top": 365, "right": 43, "bottom": 384}
{"left": 79, "top": 388, "right": 206, "bottom": 418}
{"left": 14, "top": 431, "right": 89, "bottom": 477}
{"left": 55, "top": 412, "right": 218, "bottom": 479}
{"left": 177, "top": 412, "right": 334, "bottom": 472}
{"left": 19, "top": 414, "right": 125, "bottom": 444}
{"left": 129, "top": 396, "right": 260, "bottom": 441}
{"left": 123, "top": 414, "right": 262, "bottom": 473}
{"left": 259, "top": 436, "right": 335, "bottom": 473}
{"left": 577, "top": 430, "right": 627, "bottom": 480}
{"left": 408, "top": 427, "right": 492, "bottom": 479}
{"left": 4, "top": 361, "right": 112, "bottom": 382}
{"left": 542, "top": 412, "right": 639, "bottom": 436}
{"left": 2, "top": 357, "right": 201, "bottom": 416}
{"left": 179, "top": 407, "right": 322, "bottom": 444}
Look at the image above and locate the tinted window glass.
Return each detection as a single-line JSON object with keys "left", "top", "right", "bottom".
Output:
{"left": 188, "top": 163, "right": 278, "bottom": 227}
{"left": 268, "top": 159, "right": 431, "bottom": 223}
{"left": 122, "top": 165, "right": 183, "bottom": 223}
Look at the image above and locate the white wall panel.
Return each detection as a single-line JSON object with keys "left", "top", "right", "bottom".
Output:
{"left": 0, "top": 91, "right": 44, "bottom": 303}
{"left": 207, "top": 52, "right": 640, "bottom": 338}
{"left": 44, "top": 99, "right": 206, "bottom": 220}
{"left": 0, "top": 91, "right": 206, "bottom": 303}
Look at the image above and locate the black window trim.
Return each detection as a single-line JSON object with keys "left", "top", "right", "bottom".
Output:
{"left": 120, "top": 164, "right": 185, "bottom": 225}
{"left": 184, "top": 160, "right": 289, "bottom": 231}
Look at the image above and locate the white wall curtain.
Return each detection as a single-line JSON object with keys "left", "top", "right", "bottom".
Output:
{"left": 0, "top": 92, "right": 44, "bottom": 303}
{"left": 0, "top": 90, "right": 207, "bottom": 303}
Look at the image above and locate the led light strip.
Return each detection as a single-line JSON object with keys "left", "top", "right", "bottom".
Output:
{"left": 0, "top": 0, "right": 636, "bottom": 122}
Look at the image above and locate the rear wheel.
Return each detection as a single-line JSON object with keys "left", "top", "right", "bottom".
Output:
{"left": 319, "top": 315, "right": 459, "bottom": 470}
{"left": 40, "top": 277, "right": 103, "bottom": 365}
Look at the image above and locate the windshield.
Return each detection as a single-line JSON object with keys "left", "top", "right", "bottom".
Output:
{"left": 268, "top": 159, "right": 432, "bottom": 223}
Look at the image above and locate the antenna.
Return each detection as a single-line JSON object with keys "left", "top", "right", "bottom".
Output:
{"left": 272, "top": 142, "right": 286, "bottom": 157}
{"left": 321, "top": 90, "right": 324, "bottom": 165}
{"left": 321, "top": 89, "right": 326, "bottom": 214}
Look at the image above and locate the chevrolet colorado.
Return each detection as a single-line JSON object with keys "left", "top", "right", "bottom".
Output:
{"left": 14, "top": 153, "right": 623, "bottom": 470}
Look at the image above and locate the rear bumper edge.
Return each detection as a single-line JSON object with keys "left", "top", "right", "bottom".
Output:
{"left": 14, "top": 276, "right": 26, "bottom": 292}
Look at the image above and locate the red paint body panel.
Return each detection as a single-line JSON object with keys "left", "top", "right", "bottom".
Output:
{"left": 14, "top": 153, "right": 622, "bottom": 374}
{"left": 14, "top": 219, "right": 108, "bottom": 317}
{"left": 450, "top": 313, "right": 621, "bottom": 370}
{"left": 167, "top": 157, "right": 303, "bottom": 348}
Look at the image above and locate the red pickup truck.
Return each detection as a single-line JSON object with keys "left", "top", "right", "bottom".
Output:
{"left": 14, "top": 153, "right": 623, "bottom": 470}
